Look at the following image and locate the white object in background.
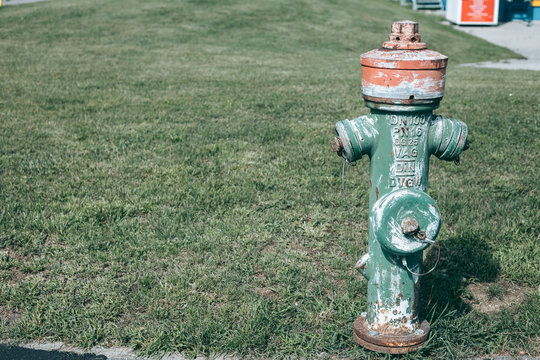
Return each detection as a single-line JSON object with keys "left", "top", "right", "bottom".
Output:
{"left": 446, "top": 0, "right": 500, "bottom": 25}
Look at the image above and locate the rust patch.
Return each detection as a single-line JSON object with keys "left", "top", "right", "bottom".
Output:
{"left": 383, "top": 20, "right": 426, "bottom": 50}
{"left": 362, "top": 67, "right": 445, "bottom": 88}
{"left": 361, "top": 66, "right": 446, "bottom": 101}
{"left": 376, "top": 187, "right": 380, "bottom": 200}
{"left": 330, "top": 137, "right": 343, "bottom": 154}
{"left": 371, "top": 321, "right": 414, "bottom": 336}
{"left": 363, "top": 94, "right": 443, "bottom": 106}
{"left": 354, "top": 316, "right": 430, "bottom": 354}
{"left": 400, "top": 216, "right": 419, "bottom": 235}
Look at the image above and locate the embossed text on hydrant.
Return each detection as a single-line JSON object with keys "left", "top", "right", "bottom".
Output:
{"left": 388, "top": 114, "right": 428, "bottom": 188}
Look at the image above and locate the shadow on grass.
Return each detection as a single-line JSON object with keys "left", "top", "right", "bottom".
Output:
{"left": 421, "top": 232, "right": 500, "bottom": 318}
{"left": 0, "top": 344, "right": 106, "bottom": 360}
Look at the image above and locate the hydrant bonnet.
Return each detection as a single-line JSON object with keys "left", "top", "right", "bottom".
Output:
{"left": 361, "top": 20, "right": 448, "bottom": 108}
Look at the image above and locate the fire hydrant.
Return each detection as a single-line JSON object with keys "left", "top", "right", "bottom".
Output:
{"left": 331, "top": 21, "right": 469, "bottom": 354}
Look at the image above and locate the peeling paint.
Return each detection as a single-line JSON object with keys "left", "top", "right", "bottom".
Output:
{"left": 362, "top": 67, "right": 446, "bottom": 100}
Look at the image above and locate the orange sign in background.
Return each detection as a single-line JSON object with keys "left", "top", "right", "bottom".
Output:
{"left": 461, "top": 0, "right": 495, "bottom": 22}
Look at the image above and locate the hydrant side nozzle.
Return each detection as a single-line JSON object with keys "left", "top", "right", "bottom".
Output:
{"left": 335, "top": 120, "right": 362, "bottom": 163}
{"left": 334, "top": 116, "right": 376, "bottom": 163}
{"left": 428, "top": 116, "right": 469, "bottom": 162}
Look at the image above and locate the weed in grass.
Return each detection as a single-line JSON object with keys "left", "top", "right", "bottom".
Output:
{"left": 487, "top": 283, "right": 507, "bottom": 301}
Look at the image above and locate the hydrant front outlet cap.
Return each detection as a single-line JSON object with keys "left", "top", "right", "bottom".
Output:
{"left": 371, "top": 189, "right": 441, "bottom": 255}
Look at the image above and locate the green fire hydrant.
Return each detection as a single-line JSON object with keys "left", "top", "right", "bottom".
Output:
{"left": 331, "top": 21, "right": 469, "bottom": 354}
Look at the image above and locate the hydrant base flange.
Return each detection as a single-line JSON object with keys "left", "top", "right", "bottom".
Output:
{"left": 353, "top": 316, "right": 430, "bottom": 354}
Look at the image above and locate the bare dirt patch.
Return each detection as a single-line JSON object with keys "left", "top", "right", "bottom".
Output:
{"left": 0, "top": 306, "right": 22, "bottom": 325}
{"left": 255, "top": 286, "right": 278, "bottom": 300}
{"left": 462, "top": 280, "right": 534, "bottom": 314}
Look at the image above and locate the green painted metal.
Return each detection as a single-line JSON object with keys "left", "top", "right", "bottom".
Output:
{"left": 335, "top": 108, "right": 468, "bottom": 334}
{"left": 330, "top": 19, "right": 470, "bottom": 353}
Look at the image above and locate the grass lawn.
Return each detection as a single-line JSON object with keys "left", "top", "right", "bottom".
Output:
{"left": 0, "top": 0, "right": 539, "bottom": 358}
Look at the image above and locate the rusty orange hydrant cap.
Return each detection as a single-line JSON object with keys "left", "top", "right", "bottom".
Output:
{"left": 360, "top": 20, "right": 448, "bottom": 106}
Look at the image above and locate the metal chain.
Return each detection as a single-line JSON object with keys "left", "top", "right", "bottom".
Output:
{"left": 341, "top": 160, "right": 351, "bottom": 219}
{"left": 340, "top": 159, "right": 356, "bottom": 253}
{"left": 402, "top": 242, "right": 441, "bottom": 276}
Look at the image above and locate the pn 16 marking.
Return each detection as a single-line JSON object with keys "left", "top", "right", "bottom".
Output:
{"left": 392, "top": 125, "right": 423, "bottom": 140}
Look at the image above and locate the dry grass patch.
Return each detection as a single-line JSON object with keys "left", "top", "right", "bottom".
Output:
{"left": 462, "top": 280, "right": 535, "bottom": 314}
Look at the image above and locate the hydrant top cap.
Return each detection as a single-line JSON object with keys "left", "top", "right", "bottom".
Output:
{"left": 360, "top": 20, "right": 448, "bottom": 70}
{"left": 360, "top": 20, "right": 448, "bottom": 105}
{"left": 360, "top": 49, "right": 448, "bottom": 70}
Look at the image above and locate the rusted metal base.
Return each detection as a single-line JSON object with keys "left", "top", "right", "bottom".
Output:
{"left": 353, "top": 316, "right": 430, "bottom": 354}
